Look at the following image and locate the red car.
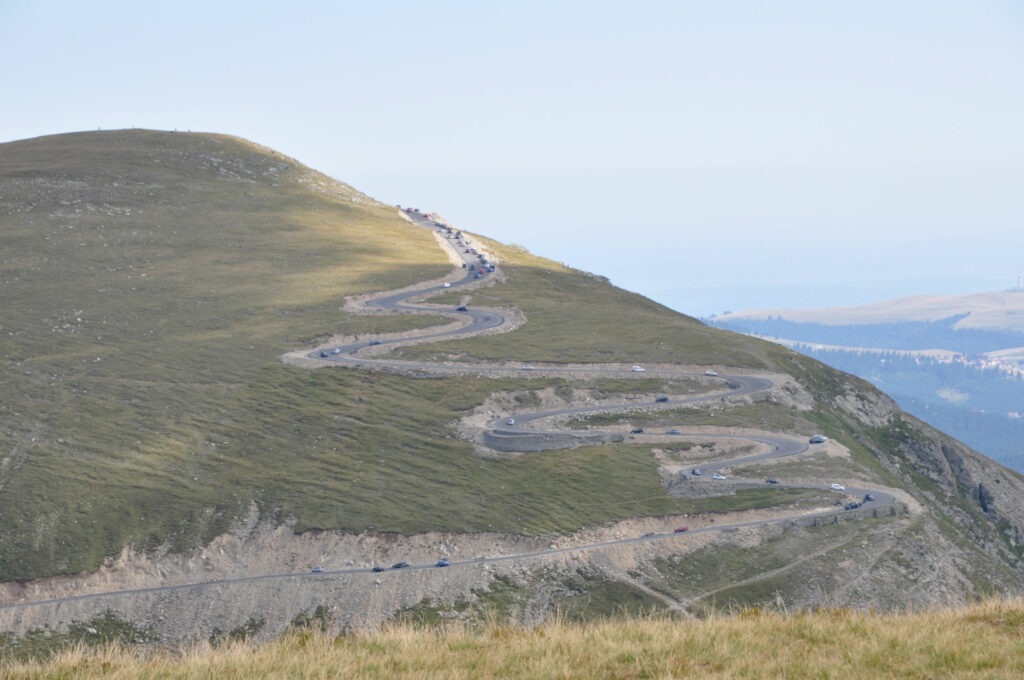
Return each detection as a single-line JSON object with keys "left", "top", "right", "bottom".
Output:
{"left": 674, "top": 526, "right": 689, "bottom": 533}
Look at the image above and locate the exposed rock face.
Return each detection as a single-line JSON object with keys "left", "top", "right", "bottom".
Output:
{"left": 827, "top": 374, "right": 1024, "bottom": 574}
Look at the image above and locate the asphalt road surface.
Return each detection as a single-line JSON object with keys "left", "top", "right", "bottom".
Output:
{"left": 1, "top": 210, "right": 898, "bottom": 613}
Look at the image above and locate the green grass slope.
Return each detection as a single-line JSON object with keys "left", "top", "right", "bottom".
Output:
{"left": 2, "top": 130, "right": 1024, "bottom": 614}
{"left": 0, "top": 130, "right": 780, "bottom": 580}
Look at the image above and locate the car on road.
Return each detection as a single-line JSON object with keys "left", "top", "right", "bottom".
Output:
{"left": 391, "top": 561, "right": 410, "bottom": 570}
{"left": 331, "top": 347, "right": 341, "bottom": 354}
{"left": 674, "top": 526, "right": 689, "bottom": 533}
{"left": 311, "top": 566, "right": 324, "bottom": 573}
{"left": 691, "top": 468, "right": 702, "bottom": 476}
{"left": 666, "top": 429, "right": 681, "bottom": 435}
{"left": 435, "top": 559, "right": 450, "bottom": 567}
{"left": 369, "top": 340, "right": 382, "bottom": 346}
{"left": 864, "top": 493, "right": 876, "bottom": 502}
{"left": 443, "top": 282, "right": 451, "bottom": 287}
{"left": 830, "top": 483, "right": 846, "bottom": 491}
{"left": 319, "top": 351, "right": 328, "bottom": 358}
{"left": 456, "top": 306, "right": 468, "bottom": 312}
{"left": 655, "top": 396, "right": 669, "bottom": 403}
{"left": 506, "top": 418, "right": 515, "bottom": 426}
{"left": 371, "top": 566, "right": 385, "bottom": 573}
{"left": 844, "top": 501, "right": 862, "bottom": 510}
{"left": 521, "top": 365, "right": 536, "bottom": 370}
{"left": 643, "top": 532, "right": 658, "bottom": 537}
{"left": 765, "top": 478, "right": 779, "bottom": 484}
{"left": 809, "top": 435, "right": 829, "bottom": 444}
{"left": 712, "top": 473, "right": 727, "bottom": 480}
{"left": 632, "top": 365, "right": 646, "bottom": 372}
{"left": 630, "top": 427, "right": 644, "bottom": 434}
{"left": 704, "top": 370, "right": 718, "bottom": 376}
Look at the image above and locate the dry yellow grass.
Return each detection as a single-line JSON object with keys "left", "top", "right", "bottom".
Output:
{"left": 6, "top": 599, "right": 1024, "bottom": 679}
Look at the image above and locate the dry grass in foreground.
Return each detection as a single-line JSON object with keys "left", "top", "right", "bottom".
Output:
{"left": 5, "top": 598, "right": 1024, "bottom": 679}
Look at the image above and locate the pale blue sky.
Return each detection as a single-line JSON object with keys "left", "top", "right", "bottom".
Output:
{"left": 3, "top": 1, "right": 1022, "bottom": 316}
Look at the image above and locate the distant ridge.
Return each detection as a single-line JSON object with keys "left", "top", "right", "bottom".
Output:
{"left": 717, "top": 289, "right": 1024, "bottom": 332}
{"left": 710, "top": 289, "right": 1024, "bottom": 472}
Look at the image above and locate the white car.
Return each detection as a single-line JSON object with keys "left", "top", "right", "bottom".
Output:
{"left": 632, "top": 365, "right": 646, "bottom": 372}
{"left": 830, "top": 483, "right": 846, "bottom": 491}
{"left": 712, "top": 473, "right": 727, "bottom": 480}
{"left": 810, "top": 435, "right": 828, "bottom": 444}
{"left": 442, "top": 282, "right": 451, "bottom": 288}
{"left": 506, "top": 418, "right": 515, "bottom": 426}
{"left": 704, "top": 370, "right": 718, "bottom": 376}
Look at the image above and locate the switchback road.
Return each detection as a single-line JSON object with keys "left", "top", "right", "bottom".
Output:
{"left": 1, "top": 210, "right": 900, "bottom": 614}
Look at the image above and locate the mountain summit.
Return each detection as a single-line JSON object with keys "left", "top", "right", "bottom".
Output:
{"left": 2, "top": 130, "right": 1024, "bottom": 643}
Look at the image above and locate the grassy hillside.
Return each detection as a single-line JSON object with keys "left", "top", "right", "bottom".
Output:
{"left": 6, "top": 598, "right": 1024, "bottom": 677}
{"left": 3, "top": 129, "right": 1024, "bottom": 627}
{"left": 0, "top": 130, "right": 784, "bottom": 581}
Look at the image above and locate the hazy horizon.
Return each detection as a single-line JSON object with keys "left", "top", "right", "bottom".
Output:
{"left": 352, "top": 168, "right": 1024, "bottom": 318}
{"left": 4, "top": 1, "right": 1022, "bottom": 318}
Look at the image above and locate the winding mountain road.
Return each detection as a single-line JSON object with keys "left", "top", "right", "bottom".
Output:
{"left": 0, "top": 210, "right": 900, "bottom": 614}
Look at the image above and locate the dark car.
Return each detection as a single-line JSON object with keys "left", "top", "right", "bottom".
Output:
{"left": 391, "top": 561, "right": 410, "bottom": 570}
{"left": 369, "top": 340, "right": 382, "bottom": 346}
{"left": 371, "top": 566, "right": 385, "bottom": 573}
{"left": 319, "top": 351, "right": 328, "bottom": 358}
{"left": 655, "top": 396, "right": 669, "bottom": 403}
{"left": 844, "top": 502, "right": 862, "bottom": 511}
{"left": 691, "top": 468, "right": 702, "bottom": 476}
{"left": 864, "top": 493, "right": 876, "bottom": 502}
{"left": 456, "top": 306, "right": 468, "bottom": 312}
{"left": 674, "top": 526, "right": 689, "bottom": 533}
{"left": 311, "top": 566, "right": 324, "bottom": 573}
{"left": 435, "top": 559, "right": 450, "bottom": 568}
{"left": 630, "top": 427, "right": 645, "bottom": 434}
{"left": 666, "top": 429, "right": 681, "bottom": 435}
{"left": 765, "top": 478, "right": 779, "bottom": 485}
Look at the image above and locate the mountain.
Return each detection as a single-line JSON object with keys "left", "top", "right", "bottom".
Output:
{"left": 710, "top": 295, "right": 1024, "bottom": 470}
{"left": 716, "top": 290, "right": 1024, "bottom": 332}
{"left": 2, "top": 130, "right": 1024, "bottom": 645}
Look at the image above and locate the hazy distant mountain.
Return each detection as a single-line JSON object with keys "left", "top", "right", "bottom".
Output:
{"left": 711, "top": 293, "right": 1024, "bottom": 469}
{"left": 4, "top": 130, "right": 1024, "bottom": 645}
{"left": 717, "top": 289, "right": 1024, "bottom": 332}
